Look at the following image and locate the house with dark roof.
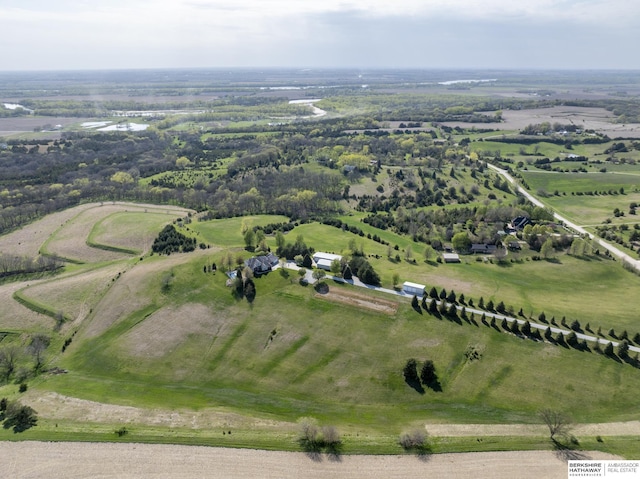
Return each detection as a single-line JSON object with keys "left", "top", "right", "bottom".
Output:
{"left": 245, "top": 253, "right": 279, "bottom": 275}
{"left": 470, "top": 244, "right": 497, "bottom": 255}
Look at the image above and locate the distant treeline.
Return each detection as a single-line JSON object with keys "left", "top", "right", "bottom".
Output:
{"left": 0, "top": 254, "right": 62, "bottom": 278}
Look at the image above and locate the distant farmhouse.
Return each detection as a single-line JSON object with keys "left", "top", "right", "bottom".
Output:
{"left": 313, "top": 252, "right": 342, "bottom": 271}
{"left": 506, "top": 216, "right": 532, "bottom": 234}
{"left": 470, "top": 243, "right": 497, "bottom": 255}
{"left": 245, "top": 253, "right": 279, "bottom": 275}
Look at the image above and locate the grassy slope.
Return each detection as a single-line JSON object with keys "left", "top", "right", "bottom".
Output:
{"left": 43, "top": 246, "right": 640, "bottom": 429}
{"left": 4, "top": 212, "right": 640, "bottom": 456}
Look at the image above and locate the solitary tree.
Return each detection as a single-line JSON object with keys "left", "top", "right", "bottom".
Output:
{"left": 399, "top": 429, "right": 428, "bottom": 451}
{"left": 0, "top": 346, "right": 20, "bottom": 381}
{"left": 539, "top": 409, "right": 572, "bottom": 441}
{"left": 297, "top": 417, "right": 319, "bottom": 451}
{"left": 312, "top": 269, "right": 326, "bottom": 283}
{"left": 2, "top": 401, "right": 38, "bottom": 433}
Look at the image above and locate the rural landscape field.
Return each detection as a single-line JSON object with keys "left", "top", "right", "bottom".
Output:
{"left": 2, "top": 68, "right": 640, "bottom": 475}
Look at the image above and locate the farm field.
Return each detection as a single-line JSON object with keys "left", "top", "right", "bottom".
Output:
{"left": 0, "top": 442, "right": 623, "bottom": 479}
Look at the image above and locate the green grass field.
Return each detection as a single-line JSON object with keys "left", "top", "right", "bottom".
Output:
{"left": 4, "top": 210, "right": 640, "bottom": 456}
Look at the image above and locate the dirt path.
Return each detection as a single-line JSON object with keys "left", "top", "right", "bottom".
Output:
{"left": 0, "top": 442, "right": 620, "bottom": 479}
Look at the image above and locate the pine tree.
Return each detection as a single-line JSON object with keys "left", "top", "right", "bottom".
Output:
{"left": 420, "top": 360, "right": 437, "bottom": 385}
{"left": 604, "top": 342, "right": 614, "bottom": 356}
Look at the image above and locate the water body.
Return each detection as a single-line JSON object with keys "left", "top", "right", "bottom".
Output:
{"left": 438, "top": 79, "right": 497, "bottom": 85}
{"left": 97, "top": 123, "right": 149, "bottom": 132}
{"left": 3, "top": 103, "right": 34, "bottom": 112}
{"left": 288, "top": 99, "right": 326, "bottom": 117}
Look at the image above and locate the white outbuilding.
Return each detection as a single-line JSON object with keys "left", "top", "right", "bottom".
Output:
{"left": 313, "top": 252, "right": 342, "bottom": 271}
{"left": 402, "top": 281, "right": 426, "bottom": 296}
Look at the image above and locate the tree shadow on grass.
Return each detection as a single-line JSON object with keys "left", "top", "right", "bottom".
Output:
{"left": 404, "top": 376, "right": 425, "bottom": 394}
{"left": 326, "top": 442, "right": 343, "bottom": 462}
{"left": 552, "top": 438, "right": 589, "bottom": 461}
{"left": 424, "top": 378, "right": 443, "bottom": 392}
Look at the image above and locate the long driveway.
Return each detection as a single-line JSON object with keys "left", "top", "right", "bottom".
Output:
{"left": 486, "top": 163, "right": 640, "bottom": 271}
{"left": 279, "top": 262, "right": 640, "bottom": 354}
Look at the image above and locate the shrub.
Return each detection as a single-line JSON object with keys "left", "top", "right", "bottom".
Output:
{"left": 399, "top": 429, "right": 428, "bottom": 451}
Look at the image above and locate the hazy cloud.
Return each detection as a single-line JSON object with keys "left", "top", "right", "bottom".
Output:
{"left": 0, "top": 0, "right": 638, "bottom": 70}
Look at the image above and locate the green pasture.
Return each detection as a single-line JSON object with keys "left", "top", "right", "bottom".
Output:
{"left": 32, "top": 252, "right": 640, "bottom": 442}
{"left": 189, "top": 215, "right": 290, "bottom": 247}
{"left": 520, "top": 171, "right": 640, "bottom": 223}
{"left": 88, "top": 211, "right": 177, "bottom": 254}
{"left": 190, "top": 217, "right": 640, "bottom": 335}
{"left": 522, "top": 171, "right": 640, "bottom": 194}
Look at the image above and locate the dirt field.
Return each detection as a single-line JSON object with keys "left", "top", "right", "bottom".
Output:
{"left": 316, "top": 288, "right": 399, "bottom": 315}
{"left": 0, "top": 442, "right": 620, "bottom": 479}
{"left": 0, "top": 202, "right": 191, "bottom": 259}
{"left": 0, "top": 203, "right": 98, "bottom": 258}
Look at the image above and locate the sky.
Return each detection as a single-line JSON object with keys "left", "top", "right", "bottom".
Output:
{"left": 1, "top": 0, "right": 639, "bottom": 71}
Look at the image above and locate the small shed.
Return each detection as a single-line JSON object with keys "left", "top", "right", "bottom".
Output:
{"left": 402, "top": 281, "right": 426, "bottom": 296}
{"left": 442, "top": 253, "right": 460, "bottom": 263}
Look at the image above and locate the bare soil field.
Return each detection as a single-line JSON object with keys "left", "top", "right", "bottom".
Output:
{"left": 316, "top": 288, "right": 398, "bottom": 315}
{"left": 0, "top": 202, "right": 191, "bottom": 259}
{"left": 0, "top": 442, "right": 620, "bottom": 479}
{"left": 0, "top": 203, "right": 98, "bottom": 258}
{"left": 443, "top": 106, "right": 640, "bottom": 138}
{"left": 0, "top": 117, "right": 90, "bottom": 136}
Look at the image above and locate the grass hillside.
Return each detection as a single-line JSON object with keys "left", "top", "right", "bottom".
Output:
{"left": 2, "top": 208, "right": 640, "bottom": 457}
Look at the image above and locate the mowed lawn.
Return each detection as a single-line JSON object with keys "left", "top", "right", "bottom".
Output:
{"left": 46, "top": 251, "right": 640, "bottom": 433}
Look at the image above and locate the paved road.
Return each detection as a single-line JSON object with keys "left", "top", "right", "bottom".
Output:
{"left": 486, "top": 163, "right": 640, "bottom": 271}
